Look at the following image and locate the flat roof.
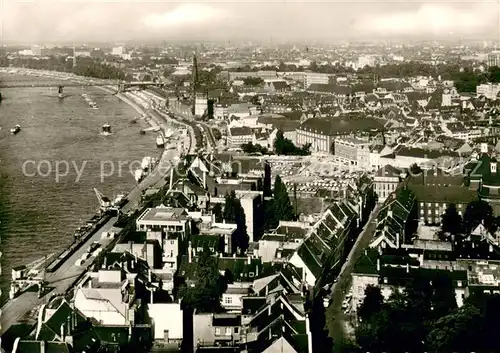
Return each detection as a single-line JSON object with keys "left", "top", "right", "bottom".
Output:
{"left": 137, "top": 207, "right": 188, "bottom": 223}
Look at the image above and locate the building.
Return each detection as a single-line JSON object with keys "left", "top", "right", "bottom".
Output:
{"left": 235, "top": 190, "right": 263, "bottom": 243}
{"left": 304, "top": 72, "right": 332, "bottom": 89}
{"left": 370, "top": 145, "right": 394, "bottom": 171}
{"left": 136, "top": 206, "right": 190, "bottom": 240}
{"left": 370, "top": 188, "right": 417, "bottom": 249}
{"left": 374, "top": 165, "right": 403, "bottom": 203}
{"left": 147, "top": 303, "right": 183, "bottom": 345}
{"left": 333, "top": 137, "right": 371, "bottom": 170}
{"left": 73, "top": 268, "right": 140, "bottom": 326}
{"left": 351, "top": 248, "right": 467, "bottom": 313}
{"left": 195, "top": 92, "right": 208, "bottom": 117}
{"left": 477, "top": 83, "right": 500, "bottom": 100}
{"left": 465, "top": 154, "right": 500, "bottom": 215}
{"left": 405, "top": 169, "right": 477, "bottom": 225}
{"left": 227, "top": 127, "right": 254, "bottom": 147}
{"left": 296, "top": 117, "right": 383, "bottom": 154}
{"left": 112, "top": 46, "right": 125, "bottom": 56}
{"left": 488, "top": 52, "right": 500, "bottom": 67}
{"left": 289, "top": 201, "right": 358, "bottom": 288}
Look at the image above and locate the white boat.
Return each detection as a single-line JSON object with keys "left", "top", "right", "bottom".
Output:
{"left": 141, "top": 156, "right": 152, "bottom": 171}
{"left": 101, "top": 124, "right": 112, "bottom": 136}
{"left": 112, "top": 194, "right": 126, "bottom": 206}
{"left": 134, "top": 169, "right": 144, "bottom": 182}
{"left": 10, "top": 125, "right": 21, "bottom": 134}
{"left": 156, "top": 133, "right": 165, "bottom": 148}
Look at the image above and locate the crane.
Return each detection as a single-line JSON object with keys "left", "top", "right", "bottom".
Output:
{"left": 94, "top": 188, "right": 112, "bottom": 212}
{"left": 93, "top": 188, "right": 127, "bottom": 215}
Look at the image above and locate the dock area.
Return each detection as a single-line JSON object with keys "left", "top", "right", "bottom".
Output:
{"left": 0, "top": 90, "right": 190, "bottom": 335}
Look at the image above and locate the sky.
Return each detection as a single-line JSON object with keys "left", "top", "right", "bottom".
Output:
{"left": 0, "top": 0, "right": 499, "bottom": 43}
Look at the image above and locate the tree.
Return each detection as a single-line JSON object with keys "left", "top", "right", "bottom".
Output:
{"left": 440, "top": 204, "right": 463, "bottom": 239}
{"left": 426, "top": 304, "right": 483, "bottom": 353}
{"left": 263, "top": 162, "right": 272, "bottom": 198}
{"left": 431, "top": 275, "right": 458, "bottom": 319}
{"left": 124, "top": 73, "right": 134, "bottom": 82}
{"left": 357, "top": 285, "right": 384, "bottom": 322}
{"left": 243, "top": 77, "right": 264, "bottom": 86}
{"left": 273, "top": 175, "right": 295, "bottom": 223}
{"left": 212, "top": 203, "right": 223, "bottom": 223}
{"left": 178, "top": 245, "right": 226, "bottom": 312}
{"left": 463, "top": 200, "right": 494, "bottom": 235}
{"left": 143, "top": 74, "right": 152, "bottom": 82}
{"left": 409, "top": 163, "right": 423, "bottom": 175}
{"left": 274, "top": 130, "right": 311, "bottom": 156}
{"left": 223, "top": 191, "right": 249, "bottom": 253}
{"left": 241, "top": 142, "right": 269, "bottom": 154}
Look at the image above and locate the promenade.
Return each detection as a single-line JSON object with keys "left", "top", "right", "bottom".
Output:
{"left": 0, "top": 89, "right": 188, "bottom": 335}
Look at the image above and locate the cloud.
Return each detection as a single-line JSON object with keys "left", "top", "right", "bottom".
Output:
{"left": 355, "top": 3, "right": 497, "bottom": 36}
{"left": 142, "top": 4, "right": 229, "bottom": 29}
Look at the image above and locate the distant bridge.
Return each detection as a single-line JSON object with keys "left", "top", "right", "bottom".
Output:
{"left": 0, "top": 80, "right": 165, "bottom": 92}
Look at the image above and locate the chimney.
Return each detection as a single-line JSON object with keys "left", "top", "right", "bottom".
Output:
{"left": 301, "top": 267, "right": 306, "bottom": 283}
{"left": 188, "top": 241, "right": 192, "bottom": 263}
{"left": 102, "top": 256, "right": 107, "bottom": 269}
{"left": 306, "top": 314, "right": 313, "bottom": 353}
{"left": 203, "top": 170, "right": 207, "bottom": 188}
{"left": 170, "top": 168, "right": 174, "bottom": 190}
{"left": 406, "top": 263, "right": 410, "bottom": 273}
{"left": 60, "top": 324, "right": 65, "bottom": 340}
{"left": 233, "top": 253, "right": 236, "bottom": 258}
{"left": 247, "top": 256, "right": 251, "bottom": 265}
{"left": 148, "top": 269, "right": 152, "bottom": 282}
{"left": 489, "top": 244, "right": 493, "bottom": 252}
{"left": 129, "top": 241, "right": 133, "bottom": 253}
{"left": 492, "top": 161, "right": 498, "bottom": 174}
{"left": 150, "top": 288, "right": 154, "bottom": 304}
{"left": 41, "top": 341, "right": 46, "bottom": 353}
{"left": 377, "top": 258, "right": 381, "bottom": 272}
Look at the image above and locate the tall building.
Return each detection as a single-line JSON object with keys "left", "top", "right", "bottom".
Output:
{"left": 488, "top": 52, "right": 500, "bottom": 67}
{"left": 194, "top": 92, "right": 208, "bottom": 117}
{"left": 192, "top": 53, "right": 198, "bottom": 88}
{"left": 192, "top": 53, "right": 198, "bottom": 116}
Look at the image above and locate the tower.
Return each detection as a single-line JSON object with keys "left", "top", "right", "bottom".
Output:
{"left": 72, "top": 43, "right": 77, "bottom": 69}
{"left": 192, "top": 52, "right": 198, "bottom": 116}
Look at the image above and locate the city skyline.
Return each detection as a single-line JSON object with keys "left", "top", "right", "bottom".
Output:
{"left": 1, "top": 0, "right": 500, "bottom": 43}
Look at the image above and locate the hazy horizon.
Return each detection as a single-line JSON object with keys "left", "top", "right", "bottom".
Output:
{"left": 1, "top": 1, "right": 500, "bottom": 44}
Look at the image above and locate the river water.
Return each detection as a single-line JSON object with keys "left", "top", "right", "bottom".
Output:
{"left": 0, "top": 73, "right": 159, "bottom": 303}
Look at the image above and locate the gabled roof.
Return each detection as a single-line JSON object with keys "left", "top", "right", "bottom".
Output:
{"left": 13, "top": 341, "right": 70, "bottom": 353}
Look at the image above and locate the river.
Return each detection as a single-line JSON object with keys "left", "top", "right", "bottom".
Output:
{"left": 0, "top": 73, "right": 160, "bottom": 304}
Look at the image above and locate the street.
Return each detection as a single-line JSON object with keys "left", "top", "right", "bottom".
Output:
{"left": 326, "top": 204, "right": 382, "bottom": 351}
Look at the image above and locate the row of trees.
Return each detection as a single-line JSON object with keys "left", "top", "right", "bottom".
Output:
{"left": 274, "top": 130, "right": 311, "bottom": 156}
{"left": 355, "top": 281, "right": 500, "bottom": 353}
{"left": 440, "top": 200, "right": 500, "bottom": 240}
{"left": 240, "top": 142, "right": 270, "bottom": 155}
{"left": 0, "top": 55, "right": 127, "bottom": 80}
